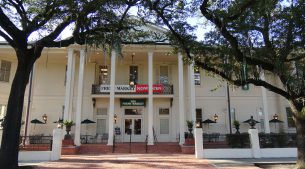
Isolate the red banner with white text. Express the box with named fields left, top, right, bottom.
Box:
left=136, top=84, right=164, bottom=93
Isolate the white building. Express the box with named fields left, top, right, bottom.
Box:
left=0, top=41, right=296, bottom=147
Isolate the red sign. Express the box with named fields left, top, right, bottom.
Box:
left=136, top=84, right=164, bottom=93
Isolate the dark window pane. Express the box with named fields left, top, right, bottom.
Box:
left=286, top=107, right=295, bottom=128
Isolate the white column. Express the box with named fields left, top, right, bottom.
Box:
left=147, top=51, right=154, bottom=145
left=107, top=50, right=116, bottom=145
left=74, top=49, right=85, bottom=146
left=260, top=71, right=270, bottom=133
left=178, top=53, right=185, bottom=145
left=51, top=129, right=63, bottom=160
left=188, top=62, right=196, bottom=123
left=64, top=48, right=75, bottom=121
left=195, top=128, right=204, bottom=158
left=248, top=129, right=261, bottom=158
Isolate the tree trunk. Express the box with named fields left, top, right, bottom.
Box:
left=0, top=50, right=35, bottom=169
left=295, top=116, right=305, bottom=169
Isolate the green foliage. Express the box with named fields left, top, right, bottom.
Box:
left=63, top=120, right=74, bottom=128
left=186, top=120, right=194, bottom=129
left=233, top=120, right=240, bottom=127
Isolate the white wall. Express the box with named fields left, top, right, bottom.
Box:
left=203, top=149, right=252, bottom=158
left=19, top=151, right=52, bottom=161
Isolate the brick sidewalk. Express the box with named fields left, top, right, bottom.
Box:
left=33, top=154, right=216, bottom=169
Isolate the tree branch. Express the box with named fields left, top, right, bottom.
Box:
left=7, top=0, right=29, bottom=29
left=195, top=60, right=291, bottom=100
left=225, top=0, right=257, bottom=21
left=0, top=7, right=25, bottom=45
left=38, top=16, right=74, bottom=47
left=200, top=2, right=275, bottom=72
left=0, top=30, right=15, bottom=47
left=148, top=0, right=192, bottom=58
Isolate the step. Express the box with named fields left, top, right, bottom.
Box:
left=78, top=142, right=181, bottom=154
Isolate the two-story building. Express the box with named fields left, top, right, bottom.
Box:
left=0, top=38, right=295, bottom=148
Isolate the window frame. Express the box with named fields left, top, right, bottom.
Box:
left=194, top=68, right=201, bottom=86
left=0, top=60, right=11, bottom=82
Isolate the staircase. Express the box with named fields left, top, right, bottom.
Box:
left=78, top=142, right=181, bottom=154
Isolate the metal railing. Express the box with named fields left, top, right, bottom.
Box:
left=19, top=136, right=53, bottom=151
left=112, top=135, right=115, bottom=153
left=259, top=133, right=297, bottom=148
left=92, top=84, right=174, bottom=95
left=80, top=134, right=108, bottom=144
left=145, top=135, right=148, bottom=153
left=225, top=133, right=250, bottom=148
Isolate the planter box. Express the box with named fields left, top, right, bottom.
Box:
left=184, top=138, right=195, bottom=145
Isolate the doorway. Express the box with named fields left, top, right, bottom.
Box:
left=123, top=108, right=144, bottom=142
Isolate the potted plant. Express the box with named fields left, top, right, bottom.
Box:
left=233, top=120, right=240, bottom=134
left=185, top=120, right=195, bottom=145
left=63, top=120, right=75, bottom=140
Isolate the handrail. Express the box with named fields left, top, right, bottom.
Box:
left=145, top=135, right=148, bottom=153
left=112, top=135, right=115, bottom=153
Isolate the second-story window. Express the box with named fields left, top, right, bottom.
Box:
left=129, top=66, right=138, bottom=85
left=160, top=65, right=169, bottom=84
left=99, top=65, right=108, bottom=84
left=0, top=60, right=11, bottom=82
left=194, top=68, right=201, bottom=85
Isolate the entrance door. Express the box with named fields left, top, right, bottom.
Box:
left=124, top=118, right=142, bottom=142
left=123, top=108, right=143, bottom=142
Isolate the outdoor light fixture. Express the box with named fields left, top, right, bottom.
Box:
left=57, top=118, right=63, bottom=129
left=273, top=114, right=278, bottom=120
left=114, top=114, right=117, bottom=124
left=196, top=121, right=202, bottom=128
left=129, top=53, right=136, bottom=87
left=42, top=114, right=48, bottom=123
left=213, top=113, right=219, bottom=122
left=129, top=81, right=135, bottom=87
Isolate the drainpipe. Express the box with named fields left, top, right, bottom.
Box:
left=24, top=65, right=35, bottom=139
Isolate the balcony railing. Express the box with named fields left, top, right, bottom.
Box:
left=92, top=84, right=174, bottom=95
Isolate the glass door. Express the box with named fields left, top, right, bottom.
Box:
left=123, top=108, right=144, bottom=142
left=124, top=118, right=142, bottom=135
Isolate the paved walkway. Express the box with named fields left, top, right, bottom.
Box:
left=29, top=154, right=217, bottom=169
left=20, top=154, right=296, bottom=169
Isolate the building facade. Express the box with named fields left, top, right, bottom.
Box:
left=0, top=43, right=296, bottom=146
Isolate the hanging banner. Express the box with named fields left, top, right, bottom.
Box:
left=136, top=84, right=164, bottom=93
left=100, top=84, right=164, bottom=93
left=120, top=99, right=146, bottom=107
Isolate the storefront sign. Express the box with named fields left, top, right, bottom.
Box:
left=136, top=84, right=164, bottom=93
left=100, top=84, right=164, bottom=93
left=100, top=85, right=136, bottom=93
left=120, top=99, right=146, bottom=107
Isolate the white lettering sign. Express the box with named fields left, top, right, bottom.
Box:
left=100, top=85, right=136, bottom=93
